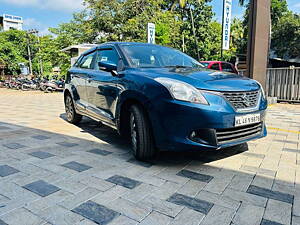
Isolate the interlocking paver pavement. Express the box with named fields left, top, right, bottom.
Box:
left=28, top=151, right=55, bottom=159
left=106, top=175, right=142, bottom=189
left=72, top=201, right=120, bottom=225
left=0, top=165, right=19, bottom=177
left=62, top=161, right=92, bottom=172
left=0, top=89, right=299, bottom=225
left=23, top=180, right=61, bottom=197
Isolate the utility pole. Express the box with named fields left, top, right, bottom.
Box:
left=189, top=7, right=200, bottom=61
left=27, top=29, right=43, bottom=76
left=36, top=31, right=43, bottom=75
left=26, top=33, right=33, bottom=75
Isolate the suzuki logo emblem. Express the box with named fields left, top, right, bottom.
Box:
left=242, top=94, right=251, bottom=107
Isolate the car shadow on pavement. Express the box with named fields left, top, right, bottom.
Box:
left=59, top=113, right=249, bottom=165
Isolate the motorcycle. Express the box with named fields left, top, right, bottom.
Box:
left=21, top=79, right=40, bottom=91
left=39, top=78, right=49, bottom=91
left=44, top=80, right=65, bottom=93
left=7, top=78, right=23, bottom=90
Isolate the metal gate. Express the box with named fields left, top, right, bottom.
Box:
left=266, top=67, right=300, bottom=102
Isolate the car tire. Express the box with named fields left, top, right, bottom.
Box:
left=21, top=84, right=28, bottom=91
left=129, top=104, right=156, bottom=160
left=65, top=95, right=82, bottom=124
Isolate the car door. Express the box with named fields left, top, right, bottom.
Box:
left=69, top=52, right=96, bottom=110
left=86, top=46, right=121, bottom=124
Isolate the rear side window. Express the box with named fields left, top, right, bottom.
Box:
left=210, top=63, right=220, bottom=70
left=79, top=52, right=96, bottom=69
left=221, top=63, right=235, bottom=73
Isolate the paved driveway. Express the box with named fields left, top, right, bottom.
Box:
left=0, top=88, right=299, bottom=225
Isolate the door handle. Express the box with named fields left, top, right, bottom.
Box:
left=87, top=78, right=92, bottom=83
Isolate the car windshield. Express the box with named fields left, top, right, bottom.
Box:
left=121, top=44, right=204, bottom=68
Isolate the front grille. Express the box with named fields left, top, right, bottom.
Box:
left=222, top=91, right=260, bottom=110
left=216, top=122, right=263, bottom=145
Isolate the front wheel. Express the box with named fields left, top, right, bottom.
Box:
left=21, top=84, right=28, bottom=91
left=129, top=105, right=156, bottom=160
left=65, top=95, right=82, bottom=124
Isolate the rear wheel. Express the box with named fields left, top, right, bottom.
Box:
left=129, top=105, right=156, bottom=160
left=65, top=95, right=82, bottom=124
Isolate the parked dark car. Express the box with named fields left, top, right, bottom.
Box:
left=200, top=61, right=238, bottom=74
left=64, top=42, right=267, bottom=160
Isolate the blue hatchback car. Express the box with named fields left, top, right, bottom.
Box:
left=64, top=42, right=267, bottom=160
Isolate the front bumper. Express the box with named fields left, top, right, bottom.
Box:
left=148, top=92, right=268, bottom=151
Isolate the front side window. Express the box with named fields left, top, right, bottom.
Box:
left=210, top=63, right=220, bottom=70
left=79, top=52, right=96, bottom=69
left=121, top=44, right=204, bottom=68
left=96, top=48, right=119, bottom=68
left=221, top=63, right=235, bottom=73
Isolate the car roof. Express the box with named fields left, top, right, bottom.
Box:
left=81, top=42, right=165, bottom=56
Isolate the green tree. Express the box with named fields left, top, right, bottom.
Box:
left=0, top=30, right=28, bottom=75
left=49, top=11, right=96, bottom=49
left=52, top=0, right=217, bottom=60
left=238, top=0, right=289, bottom=54
left=271, top=12, right=300, bottom=59
left=36, top=35, right=70, bottom=76
left=81, top=0, right=183, bottom=48
left=0, top=29, right=70, bottom=77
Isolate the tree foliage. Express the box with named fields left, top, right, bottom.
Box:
left=272, top=12, right=300, bottom=59
left=0, top=30, right=69, bottom=76
left=0, top=30, right=27, bottom=75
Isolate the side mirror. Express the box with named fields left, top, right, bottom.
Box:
left=98, top=61, right=117, bottom=72
left=98, top=59, right=125, bottom=77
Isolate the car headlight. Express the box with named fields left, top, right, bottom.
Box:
left=154, top=77, right=209, bottom=105
left=257, top=82, right=266, bottom=99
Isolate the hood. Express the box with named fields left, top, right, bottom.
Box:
left=132, top=67, right=260, bottom=92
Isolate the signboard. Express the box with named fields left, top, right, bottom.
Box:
left=2, top=14, right=23, bottom=31
left=19, top=63, right=29, bottom=75
left=222, top=0, right=232, bottom=50
left=147, top=23, right=155, bottom=44
left=3, top=14, right=23, bottom=22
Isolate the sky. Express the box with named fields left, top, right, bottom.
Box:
left=0, top=0, right=300, bottom=36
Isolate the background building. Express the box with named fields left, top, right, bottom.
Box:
left=61, top=44, right=98, bottom=65
left=0, top=14, right=23, bottom=32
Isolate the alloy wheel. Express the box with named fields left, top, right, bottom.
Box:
left=130, top=113, right=137, bottom=153
left=65, top=97, right=74, bottom=121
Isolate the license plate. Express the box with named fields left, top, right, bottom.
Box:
left=235, top=113, right=261, bottom=127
